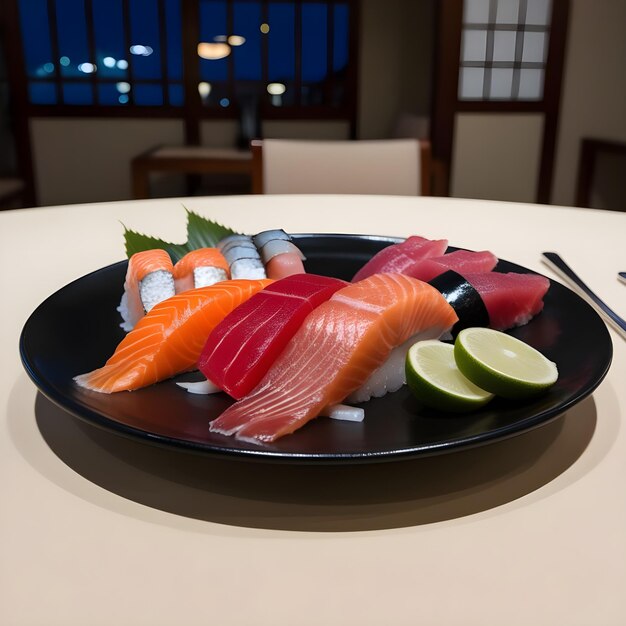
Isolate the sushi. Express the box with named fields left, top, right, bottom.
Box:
left=209, top=273, right=458, bottom=442
left=173, top=248, right=230, bottom=293
left=219, top=235, right=267, bottom=280
left=199, top=273, right=346, bottom=399
left=117, top=249, right=175, bottom=331
left=351, top=236, right=448, bottom=282
left=75, top=279, right=271, bottom=393
left=253, top=229, right=306, bottom=280
left=430, top=270, right=550, bottom=332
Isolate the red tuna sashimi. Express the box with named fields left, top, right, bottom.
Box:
left=199, top=273, right=346, bottom=399
left=209, top=274, right=457, bottom=443
left=408, top=250, right=498, bottom=282
left=351, top=236, right=448, bottom=282
left=464, top=272, right=550, bottom=330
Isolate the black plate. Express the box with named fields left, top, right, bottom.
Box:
left=20, top=234, right=613, bottom=463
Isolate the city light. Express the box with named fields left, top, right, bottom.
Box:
left=130, top=45, right=153, bottom=56
left=228, top=35, right=246, bottom=46
left=59, top=56, right=70, bottom=66
left=267, top=82, right=286, bottom=95
left=198, top=82, right=212, bottom=98
left=116, top=82, right=131, bottom=94
left=43, top=63, right=55, bottom=73
left=260, top=23, right=270, bottom=34
left=117, top=59, right=129, bottom=70
left=103, top=57, right=116, bottom=68
left=197, top=42, right=231, bottom=60
left=78, top=62, right=96, bottom=73
left=219, top=97, right=230, bottom=107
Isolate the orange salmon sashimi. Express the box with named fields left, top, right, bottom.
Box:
left=173, top=248, right=230, bottom=293
left=209, top=273, right=458, bottom=443
left=76, top=279, right=272, bottom=393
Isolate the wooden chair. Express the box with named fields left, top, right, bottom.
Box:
left=251, top=139, right=432, bottom=196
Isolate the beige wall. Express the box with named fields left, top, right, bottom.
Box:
left=551, top=0, right=626, bottom=206
left=31, top=118, right=185, bottom=206
left=358, top=0, right=434, bottom=139
left=451, top=114, right=544, bottom=203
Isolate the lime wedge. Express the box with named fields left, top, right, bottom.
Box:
left=406, top=340, right=495, bottom=412
left=454, top=328, right=558, bottom=399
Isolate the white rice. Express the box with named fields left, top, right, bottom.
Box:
left=194, top=266, right=229, bottom=288
left=230, top=258, right=267, bottom=280
left=346, top=327, right=451, bottom=404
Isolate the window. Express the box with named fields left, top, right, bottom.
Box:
left=16, top=0, right=355, bottom=118
left=458, top=0, right=552, bottom=101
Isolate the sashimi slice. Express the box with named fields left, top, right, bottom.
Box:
left=75, top=279, right=271, bottom=393
left=464, top=272, right=550, bottom=330
left=117, top=249, right=175, bottom=331
left=430, top=270, right=550, bottom=331
left=209, top=273, right=458, bottom=443
left=408, top=249, right=498, bottom=282
left=199, top=273, right=346, bottom=399
left=352, top=236, right=448, bottom=282
left=173, top=248, right=230, bottom=293
left=254, top=230, right=307, bottom=279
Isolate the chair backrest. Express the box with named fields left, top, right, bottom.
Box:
left=251, top=138, right=431, bottom=195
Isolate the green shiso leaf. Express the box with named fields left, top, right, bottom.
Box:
left=184, top=208, right=237, bottom=250
left=122, top=208, right=239, bottom=262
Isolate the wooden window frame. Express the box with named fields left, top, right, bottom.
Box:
left=431, top=0, right=570, bottom=203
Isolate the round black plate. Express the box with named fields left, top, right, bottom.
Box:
left=20, top=234, right=613, bottom=463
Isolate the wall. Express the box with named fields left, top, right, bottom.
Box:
left=31, top=118, right=185, bottom=206
left=358, top=0, right=434, bottom=139
left=451, top=114, right=544, bottom=203
left=551, top=0, right=626, bottom=206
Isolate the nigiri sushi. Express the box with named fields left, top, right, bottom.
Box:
left=173, top=248, right=230, bottom=293
left=430, top=270, right=550, bottom=332
left=117, top=249, right=175, bottom=331
left=351, top=236, right=448, bottom=282
left=75, top=279, right=271, bottom=393
left=219, top=235, right=267, bottom=280
left=199, top=273, right=346, bottom=399
left=209, top=273, right=458, bottom=442
left=253, top=229, right=306, bottom=280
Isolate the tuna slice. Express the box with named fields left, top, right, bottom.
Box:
left=408, top=249, right=498, bottom=282
left=431, top=271, right=550, bottom=331
left=199, top=273, right=347, bottom=399
left=351, top=236, right=448, bottom=282
left=209, top=273, right=458, bottom=443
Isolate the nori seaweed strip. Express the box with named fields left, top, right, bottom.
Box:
left=429, top=271, right=490, bottom=335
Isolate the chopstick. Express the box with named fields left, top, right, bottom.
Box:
left=542, top=252, right=626, bottom=341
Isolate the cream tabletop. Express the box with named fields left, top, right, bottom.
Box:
left=1, top=195, right=625, bottom=626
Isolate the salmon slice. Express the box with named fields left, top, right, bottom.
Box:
left=76, top=279, right=271, bottom=393
left=118, top=249, right=176, bottom=331
left=173, top=248, right=230, bottom=293
left=209, top=273, right=458, bottom=442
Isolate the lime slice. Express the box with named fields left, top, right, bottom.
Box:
left=454, top=328, right=558, bottom=399
left=405, top=340, right=495, bottom=412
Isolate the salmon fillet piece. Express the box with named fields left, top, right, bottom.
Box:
left=75, top=279, right=271, bottom=393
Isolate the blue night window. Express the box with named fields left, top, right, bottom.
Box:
left=18, top=0, right=353, bottom=113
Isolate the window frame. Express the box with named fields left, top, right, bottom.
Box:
left=8, top=0, right=358, bottom=126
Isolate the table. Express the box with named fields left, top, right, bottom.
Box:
left=1, top=195, right=625, bottom=625
left=131, top=146, right=253, bottom=199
